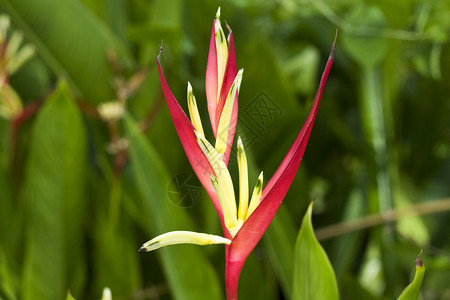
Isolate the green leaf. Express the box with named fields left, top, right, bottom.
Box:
left=0, top=0, right=127, bottom=103
left=22, top=81, right=87, bottom=300
left=293, top=202, right=339, bottom=300
left=397, top=254, right=425, bottom=300
left=124, top=116, right=223, bottom=300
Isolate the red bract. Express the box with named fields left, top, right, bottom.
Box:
left=142, top=8, right=336, bottom=300
left=225, top=34, right=336, bottom=299
left=205, top=16, right=238, bottom=168
left=156, top=49, right=226, bottom=229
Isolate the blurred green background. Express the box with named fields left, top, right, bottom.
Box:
left=0, top=0, right=449, bottom=299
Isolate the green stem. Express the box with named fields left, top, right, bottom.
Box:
left=361, top=67, right=392, bottom=213
left=361, top=66, right=399, bottom=295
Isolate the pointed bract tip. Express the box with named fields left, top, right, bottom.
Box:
left=216, top=7, right=221, bottom=19
left=187, top=81, right=192, bottom=91
left=237, top=136, right=243, bottom=147
left=225, top=21, right=232, bottom=34
left=157, top=40, right=163, bottom=62
left=415, top=250, right=424, bottom=267
left=330, top=29, right=338, bottom=59
left=139, top=246, right=147, bottom=252
left=235, top=69, right=244, bottom=89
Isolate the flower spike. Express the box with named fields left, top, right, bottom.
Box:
left=214, top=7, right=228, bottom=104
left=225, top=31, right=337, bottom=299
left=206, top=8, right=238, bottom=166
left=149, top=10, right=336, bottom=300
left=216, top=25, right=238, bottom=166
left=215, top=69, right=243, bottom=155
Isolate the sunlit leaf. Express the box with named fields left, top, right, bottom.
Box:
left=293, top=202, right=339, bottom=300
left=22, top=81, right=87, bottom=300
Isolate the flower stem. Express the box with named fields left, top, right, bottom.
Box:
left=225, top=256, right=245, bottom=300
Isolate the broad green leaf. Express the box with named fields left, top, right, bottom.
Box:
left=397, top=254, right=425, bottom=300
left=22, top=81, right=87, bottom=300
left=0, top=0, right=126, bottom=103
left=124, top=116, right=223, bottom=300
left=293, top=202, right=339, bottom=300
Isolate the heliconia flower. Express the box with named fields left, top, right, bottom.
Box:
left=140, top=7, right=336, bottom=300
left=205, top=7, right=238, bottom=166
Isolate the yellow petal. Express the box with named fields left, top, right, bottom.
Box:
left=101, top=288, right=112, bottom=300
left=139, top=231, right=231, bottom=252
left=215, top=69, right=243, bottom=154
left=237, top=137, right=249, bottom=221
left=246, top=171, right=263, bottom=219
left=215, top=7, right=228, bottom=103
left=0, top=84, right=23, bottom=119
left=210, top=175, right=238, bottom=232
left=187, top=82, right=205, bottom=136
left=195, top=131, right=236, bottom=213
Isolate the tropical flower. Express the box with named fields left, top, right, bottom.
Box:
left=0, top=14, right=35, bottom=119
left=139, top=7, right=336, bottom=300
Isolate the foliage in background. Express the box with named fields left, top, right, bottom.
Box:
left=0, top=0, right=449, bottom=299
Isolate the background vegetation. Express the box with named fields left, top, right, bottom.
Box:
left=0, top=0, right=449, bottom=299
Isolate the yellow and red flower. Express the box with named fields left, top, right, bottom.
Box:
left=140, top=8, right=336, bottom=299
